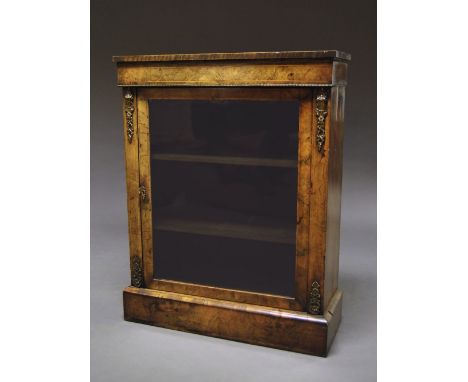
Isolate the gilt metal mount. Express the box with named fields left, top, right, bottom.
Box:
left=130, top=256, right=143, bottom=287
left=308, top=281, right=321, bottom=314
left=315, top=89, right=328, bottom=155
left=124, top=88, right=135, bottom=143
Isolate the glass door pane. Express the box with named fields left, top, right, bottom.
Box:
left=149, top=99, right=299, bottom=296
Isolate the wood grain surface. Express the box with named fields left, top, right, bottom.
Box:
left=117, top=61, right=337, bottom=87
left=113, top=50, right=351, bottom=63
left=123, top=286, right=343, bottom=357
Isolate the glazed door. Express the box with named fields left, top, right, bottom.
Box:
left=136, top=88, right=313, bottom=310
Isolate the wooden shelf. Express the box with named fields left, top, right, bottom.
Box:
left=155, top=218, right=295, bottom=245
left=152, top=153, right=296, bottom=168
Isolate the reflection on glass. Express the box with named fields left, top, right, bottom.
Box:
left=149, top=100, right=299, bottom=296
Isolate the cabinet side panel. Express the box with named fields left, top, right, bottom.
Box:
left=323, top=86, right=345, bottom=309
left=332, top=62, right=348, bottom=86
left=308, top=88, right=331, bottom=315
left=122, top=88, right=143, bottom=286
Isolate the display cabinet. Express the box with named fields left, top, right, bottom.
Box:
left=113, top=50, right=350, bottom=356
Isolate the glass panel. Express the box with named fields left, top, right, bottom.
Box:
left=149, top=100, right=299, bottom=297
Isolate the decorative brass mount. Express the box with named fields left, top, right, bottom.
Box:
left=308, top=281, right=321, bottom=313
left=130, top=256, right=143, bottom=287
left=124, top=88, right=135, bottom=143
left=315, top=89, right=328, bottom=155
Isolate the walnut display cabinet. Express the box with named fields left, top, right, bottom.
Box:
left=113, top=50, right=350, bottom=357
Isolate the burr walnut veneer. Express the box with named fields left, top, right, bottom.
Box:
left=113, top=50, right=350, bottom=356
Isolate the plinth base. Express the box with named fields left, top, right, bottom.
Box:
left=123, top=286, right=342, bottom=357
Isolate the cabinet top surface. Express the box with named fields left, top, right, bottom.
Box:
left=112, top=50, right=351, bottom=63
